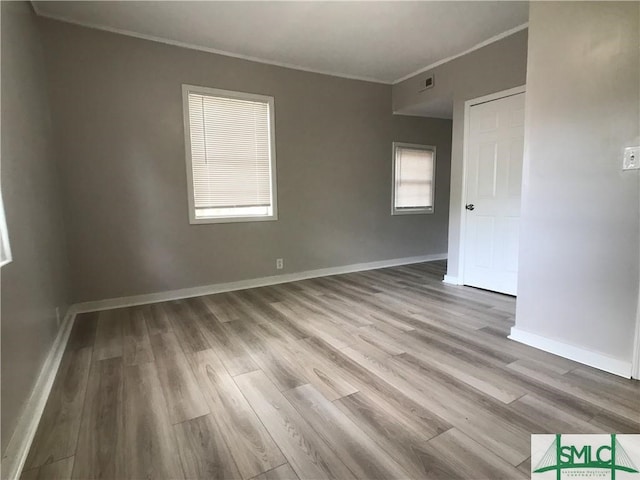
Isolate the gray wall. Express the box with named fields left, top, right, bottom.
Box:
left=39, top=19, right=452, bottom=303
left=393, top=30, right=528, bottom=281
left=1, top=2, right=71, bottom=453
left=515, top=2, right=640, bottom=363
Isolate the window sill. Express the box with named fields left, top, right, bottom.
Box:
left=391, top=208, right=434, bottom=216
left=189, top=214, right=278, bottom=225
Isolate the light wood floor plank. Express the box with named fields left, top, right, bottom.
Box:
left=149, top=330, right=185, bottom=357
left=353, top=325, right=407, bottom=356
left=258, top=323, right=358, bottom=401
left=24, top=260, right=640, bottom=480
left=200, top=293, right=243, bottom=323
left=20, top=468, right=38, bottom=480
left=144, top=303, right=173, bottom=336
left=517, top=457, right=531, bottom=477
left=420, top=429, right=527, bottom=479
left=72, top=358, right=124, bottom=479
left=401, top=347, right=527, bottom=404
left=334, top=390, right=443, bottom=471
left=93, top=309, right=124, bottom=362
left=284, top=384, right=411, bottom=479
left=66, top=313, right=98, bottom=351
left=270, top=286, right=372, bottom=330
left=21, top=456, right=75, bottom=480
left=122, top=307, right=154, bottom=366
left=165, top=300, right=210, bottom=353
left=507, top=394, right=603, bottom=434
left=173, top=414, right=242, bottom=479
left=234, top=370, right=356, bottom=480
left=563, top=367, right=640, bottom=411
left=238, top=290, right=310, bottom=340
left=150, top=335, right=209, bottom=424
left=227, top=320, right=307, bottom=392
left=589, top=410, right=640, bottom=433
left=506, top=355, right=576, bottom=376
left=341, top=344, right=531, bottom=466
left=122, top=362, right=184, bottom=479
left=251, top=463, right=299, bottom=480
left=188, top=298, right=259, bottom=376
left=301, top=336, right=452, bottom=439
left=270, top=302, right=356, bottom=349
left=508, top=359, right=640, bottom=422
left=24, top=347, right=92, bottom=469
left=187, top=349, right=286, bottom=480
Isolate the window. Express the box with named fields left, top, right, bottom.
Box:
left=0, top=191, right=11, bottom=267
left=182, top=85, right=277, bottom=224
left=392, top=142, right=435, bottom=215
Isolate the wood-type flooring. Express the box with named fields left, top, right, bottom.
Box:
left=22, top=261, right=640, bottom=479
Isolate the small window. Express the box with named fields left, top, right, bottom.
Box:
left=0, top=191, right=11, bottom=267
left=182, top=85, right=277, bottom=224
left=392, top=142, right=435, bottom=215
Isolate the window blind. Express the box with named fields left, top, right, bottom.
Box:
left=394, top=146, right=434, bottom=210
left=187, top=92, right=274, bottom=219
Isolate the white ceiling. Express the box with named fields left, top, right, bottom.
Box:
left=33, top=1, right=529, bottom=85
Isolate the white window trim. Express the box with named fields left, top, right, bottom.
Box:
left=0, top=191, right=12, bottom=267
left=182, top=84, right=278, bottom=225
left=391, top=142, right=436, bottom=215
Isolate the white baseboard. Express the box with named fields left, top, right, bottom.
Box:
left=443, top=274, right=461, bottom=285
left=509, top=327, right=633, bottom=379
left=632, top=302, right=640, bottom=379
left=73, top=253, right=448, bottom=313
left=1, top=309, right=77, bottom=480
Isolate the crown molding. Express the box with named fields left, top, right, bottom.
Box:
left=31, top=5, right=391, bottom=85
left=392, top=22, right=529, bottom=85
left=32, top=2, right=527, bottom=88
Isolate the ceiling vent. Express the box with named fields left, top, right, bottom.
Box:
left=424, top=75, right=434, bottom=89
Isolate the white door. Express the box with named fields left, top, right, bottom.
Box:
left=463, top=92, right=525, bottom=295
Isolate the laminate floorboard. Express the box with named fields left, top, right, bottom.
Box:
left=283, top=384, right=410, bottom=479
left=165, top=300, right=210, bottom=353
left=190, top=297, right=262, bottom=376
left=150, top=340, right=209, bottom=424
left=21, top=456, right=74, bottom=480
left=259, top=323, right=359, bottom=401
left=72, top=357, right=124, bottom=479
left=251, top=463, right=299, bottom=480
left=173, top=414, right=242, bottom=479
left=25, top=260, right=640, bottom=479
left=227, top=319, right=308, bottom=392
left=93, top=309, right=124, bottom=362
left=66, top=312, right=98, bottom=351
left=144, top=303, right=173, bottom=336
left=234, top=370, right=357, bottom=480
left=419, top=429, right=527, bottom=479
left=24, top=347, right=92, bottom=470
left=122, top=306, right=154, bottom=366
left=187, top=349, right=286, bottom=479
left=333, top=392, right=444, bottom=478
left=122, top=362, right=184, bottom=478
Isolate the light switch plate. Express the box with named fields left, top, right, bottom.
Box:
left=623, top=146, right=640, bottom=170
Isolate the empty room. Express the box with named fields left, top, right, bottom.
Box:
left=1, top=1, right=639, bottom=479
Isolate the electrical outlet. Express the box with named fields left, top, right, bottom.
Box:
left=276, top=258, right=284, bottom=270
left=55, top=307, right=61, bottom=328
left=623, top=146, right=640, bottom=170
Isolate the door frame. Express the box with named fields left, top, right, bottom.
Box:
left=454, top=85, right=526, bottom=288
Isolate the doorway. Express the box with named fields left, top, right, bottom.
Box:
left=461, top=88, right=525, bottom=295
